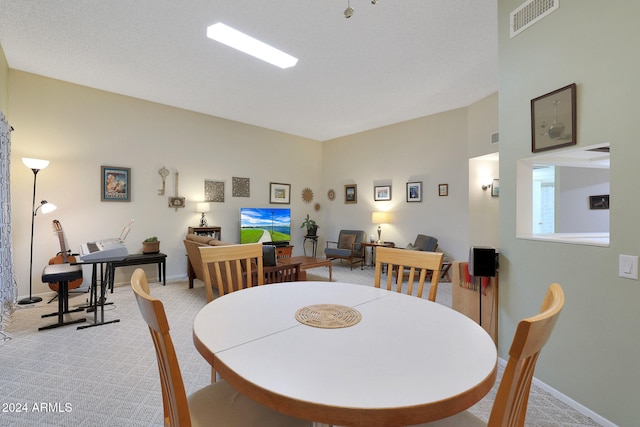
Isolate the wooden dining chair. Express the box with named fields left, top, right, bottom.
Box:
left=199, top=243, right=265, bottom=301
left=374, top=246, right=444, bottom=302
left=411, top=283, right=565, bottom=427
left=130, top=268, right=311, bottom=427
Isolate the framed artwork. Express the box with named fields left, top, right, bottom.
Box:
left=270, top=182, right=291, bottom=204
left=531, top=83, right=577, bottom=153
left=101, top=166, right=131, bottom=202
left=589, top=195, right=609, bottom=210
left=491, top=179, right=500, bottom=197
left=438, top=183, right=448, bottom=197
left=345, top=184, right=357, bottom=204
left=406, top=181, right=422, bottom=202
left=374, top=185, right=392, bottom=201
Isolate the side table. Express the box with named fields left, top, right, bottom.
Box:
left=361, top=242, right=395, bottom=267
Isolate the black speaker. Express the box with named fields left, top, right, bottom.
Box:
left=469, top=246, right=497, bottom=277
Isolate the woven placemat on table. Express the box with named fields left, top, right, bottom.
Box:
left=295, top=304, right=362, bottom=329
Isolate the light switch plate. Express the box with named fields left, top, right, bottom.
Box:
left=619, top=255, right=638, bottom=280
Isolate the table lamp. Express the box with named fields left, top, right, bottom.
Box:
left=371, top=211, right=390, bottom=243
left=19, top=158, right=57, bottom=305
left=196, top=202, right=210, bottom=227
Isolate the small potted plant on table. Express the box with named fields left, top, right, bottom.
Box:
left=300, top=214, right=319, bottom=237
left=142, top=236, right=160, bottom=254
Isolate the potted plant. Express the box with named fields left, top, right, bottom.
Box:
left=300, top=214, right=319, bottom=237
left=142, top=236, right=160, bottom=254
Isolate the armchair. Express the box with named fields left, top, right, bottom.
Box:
left=324, top=230, right=366, bottom=270
left=406, top=234, right=438, bottom=252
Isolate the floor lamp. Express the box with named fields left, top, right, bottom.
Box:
left=18, top=158, right=57, bottom=305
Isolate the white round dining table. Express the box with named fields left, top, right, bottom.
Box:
left=193, top=281, right=497, bottom=427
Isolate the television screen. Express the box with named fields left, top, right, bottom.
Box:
left=240, top=208, right=291, bottom=244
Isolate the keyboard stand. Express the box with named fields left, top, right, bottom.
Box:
left=73, top=259, right=123, bottom=329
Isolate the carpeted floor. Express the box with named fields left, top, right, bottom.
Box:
left=0, top=263, right=601, bottom=426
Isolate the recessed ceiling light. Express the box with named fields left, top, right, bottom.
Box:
left=206, top=23, right=298, bottom=69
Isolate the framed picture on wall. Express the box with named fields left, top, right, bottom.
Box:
left=531, top=83, right=577, bottom=153
left=491, top=179, right=500, bottom=197
left=438, top=183, right=448, bottom=197
left=101, top=166, right=131, bottom=202
left=269, top=182, right=291, bottom=204
left=374, top=185, right=391, bottom=201
left=589, top=194, right=609, bottom=210
left=406, top=181, right=422, bottom=202
left=345, top=184, right=357, bottom=204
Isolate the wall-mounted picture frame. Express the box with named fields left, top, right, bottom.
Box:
left=345, top=184, right=357, bottom=204
left=269, top=182, right=290, bottom=204
left=589, top=194, right=609, bottom=210
left=491, top=179, right=500, bottom=197
left=406, top=181, right=422, bottom=202
left=438, top=183, right=448, bottom=197
left=531, top=83, right=577, bottom=153
left=101, top=165, right=131, bottom=202
left=374, top=185, right=391, bottom=201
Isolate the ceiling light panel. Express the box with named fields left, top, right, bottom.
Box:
left=206, top=23, right=298, bottom=69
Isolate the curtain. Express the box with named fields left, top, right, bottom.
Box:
left=0, top=111, right=15, bottom=343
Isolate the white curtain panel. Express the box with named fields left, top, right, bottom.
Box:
left=0, top=111, right=16, bottom=343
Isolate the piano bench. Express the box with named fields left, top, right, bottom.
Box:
left=40, top=264, right=86, bottom=331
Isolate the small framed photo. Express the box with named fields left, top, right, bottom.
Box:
left=491, top=179, right=500, bottom=197
left=589, top=195, right=609, bottom=210
left=406, top=181, right=422, bottom=202
left=438, top=183, right=448, bottom=197
left=374, top=185, right=392, bottom=201
left=101, top=166, right=131, bottom=202
left=269, top=182, right=290, bottom=204
left=345, top=184, right=357, bottom=204
left=531, top=83, right=577, bottom=153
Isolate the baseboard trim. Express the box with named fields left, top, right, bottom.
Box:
left=498, top=358, right=617, bottom=427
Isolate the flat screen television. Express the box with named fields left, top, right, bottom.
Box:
left=240, top=207, right=291, bottom=244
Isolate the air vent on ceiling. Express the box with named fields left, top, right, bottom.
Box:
left=510, top=0, right=559, bottom=38
left=490, top=132, right=500, bottom=145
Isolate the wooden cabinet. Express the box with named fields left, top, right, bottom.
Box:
left=275, top=245, right=293, bottom=258
left=451, top=261, right=498, bottom=346
left=188, top=226, right=221, bottom=240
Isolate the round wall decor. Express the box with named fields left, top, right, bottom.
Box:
left=327, top=189, right=336, bottom=201
left=302, top=187, right=314, bottom=203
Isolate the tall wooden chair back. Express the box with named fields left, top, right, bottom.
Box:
left=487, top=283, right=565, bottom=427
left=131, top=268, right=190, bottom=426
left=374, top=246, right=444, bottom=302
left=416, top=284, right=565, bottom=427
left=200, top=243, right=264, bottom=300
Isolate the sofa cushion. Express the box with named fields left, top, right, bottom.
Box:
left=338, top=233, right=357, bottom=250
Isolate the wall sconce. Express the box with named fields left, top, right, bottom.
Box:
left=196, top=202, right=210, bottom=227
left=481, top=179, right=493, bottom=191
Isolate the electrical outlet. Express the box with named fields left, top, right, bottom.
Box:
left=619, top=255, right=638, bottom=280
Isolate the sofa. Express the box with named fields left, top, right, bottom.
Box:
left=184, top=234, right=306, bottom=290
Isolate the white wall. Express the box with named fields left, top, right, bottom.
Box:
left=498, top=0, right=640, bottom=424
left=8, top=71, right=322, bottom=292
left=321, top=108, right=472, bottom=262
left=556, top=166, right=609, bottom=233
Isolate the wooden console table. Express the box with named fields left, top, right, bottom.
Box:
left=107, top=252, right=167, bottom=292
left=188, top=226, right=221, bottom=240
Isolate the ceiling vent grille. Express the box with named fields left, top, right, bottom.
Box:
left=510, top=0, right=559, bottom=38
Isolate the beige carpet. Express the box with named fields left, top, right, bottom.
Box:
left=0, top=264, right=601, bottom=426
